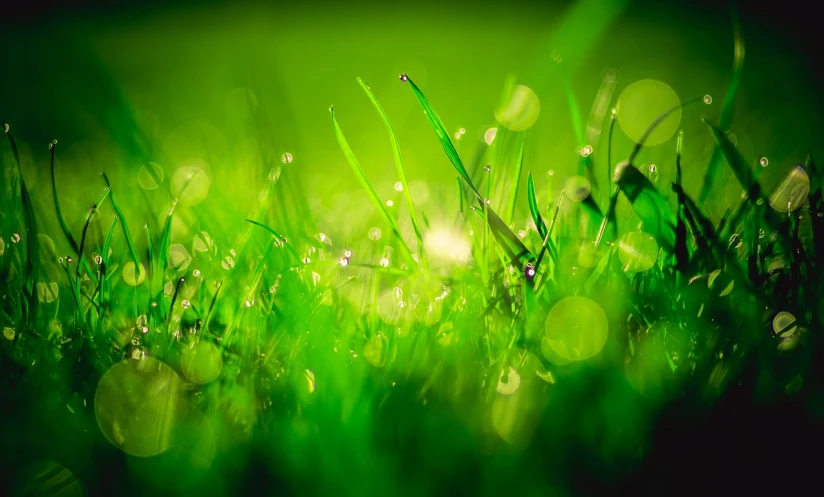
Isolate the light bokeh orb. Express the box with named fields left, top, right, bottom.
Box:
left=616, top=79, right=681, bottom=146
left=494, top=85, right=540, bottom=131
left=181, top=340, right=224, bottom=384
left=543, top=296, right=609, bottom=365
left=618, top=231, right=659, bottom=272
left=171, top=161, right=212, bottom=206
left=95, top=357, right=184, bottom=457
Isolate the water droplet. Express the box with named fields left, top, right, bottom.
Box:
left=181, top=300, right=190, bottom=309
left=244, top=299, right=253, bottom=308
left=3, top=327, right=15, bottom=340
left=485, top=199, right=491, bottom=205
left=379, top=257, right=390, bottom=267
left=548, top=170, right=555, bottom=176
left=602, top=68, right=618, bottom=83
left=344, top=249, right=353, bottom=258
left=453, top=132, right=462, bottom=140
left=66, top=256, right=73, bottom=263
left=399, top=73, right=409, bottom=82
left=524, top=265, right=536, bottom=279
left=648, top=164, right=657, bottom=174
left=281, top=153, right=293, bottom=164
left=193, top=269, right=201, bottom=277
left=141, top=326, right=149, bottom=334
left=760, top=157, right=769, bottom=167
left=303, top=257, right=311, bottom=264
left=3, top=124, right=8, bottom=133
left=580, top=145, right=593, bottom=157
left=11, top=233, right=21, bottom=244
left=368, top=227, right=382, bottom=241
left=818, top=212, right=823, bottom=218
left=458, top=128, right=466, bottom=135
left=58, top=257, right=64, bottom=264
left=517, top=230, right=526, bottom=239
left=48, top=142, right=54, bottom=150
left=222, top=256, right=235, bottom=270
left=703, top=95, right=713, bottom=104
left=173, top=329, right=180, bottom=337
left=339, top=257, right=350, bottom=267
left=484, top=128, right=498, bottom=145
left=93, top=253, right=102, bottom=264
left=394, top=181, right=403, bottom=192
left=484, top=164, right=491, bottom=172
left=132, top=338, right=140, bottom=345
left=385, top=199, right=394, bottom=207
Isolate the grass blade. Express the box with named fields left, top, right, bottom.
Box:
left=673, top=130, right=689, bottom=272
left=698, top=5, right=745, bottom=205
left=613, top=162, right=676, bottom=252
left=527, top=172, right=547, bottom=240
left=330, top=106, right=417, bottom=269
left=403, top=75, right=532, bottom=266
left=101, top=173, right=141, bottom=270
left=356, top=77, right=426, bottom=269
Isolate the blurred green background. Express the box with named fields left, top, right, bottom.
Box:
left=2, top=0, right=823, bottom=495
left=2, top=0, right=822, bottom=228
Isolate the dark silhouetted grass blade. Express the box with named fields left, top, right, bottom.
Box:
left=699, top=5, right=745, bottom=205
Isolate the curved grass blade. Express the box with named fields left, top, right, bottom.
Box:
left=806, top=154, right=824, bottom=263
left=96, top=216, right=118, bottom=307
left=627, top=96, right=704, bottom=166
left=245, top=219, right=301, bottom=264
left=702, top=118, right=787, bottom=236
left=673, top=130, right=689, bottom=273
left=357, top=77, right=426, bottom=269
left=403, top=76, right=532, bottom=266
left=505, top=142, right=525, bottom=224
left=613, top=162, right=676, bottom=252
left=49, top=143, right=81, bottom=254
left=75, top=188, right=110, bottom=279
left=330, top=106, right=417, bottom=269
left=6, top=130, right=40, bottom=319
left=585, top=245, right=615, bottom=294
left=101, top=173, right=141, bottom=270
left=698, top=6, right=745, bottom=205
left=527, top=172, right=547, bottom=240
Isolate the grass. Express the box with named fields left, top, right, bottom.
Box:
left=1, top=31, right=822, bottom=497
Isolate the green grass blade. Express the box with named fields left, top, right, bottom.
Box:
left=356, top=77, right=426, bottom=268
left=49, top=143, right=81, bottom=254
left=673, top=131, right=689, bottom=273
left=613, top=162, right=676, bottom=252
left=101, top=173, right=141, bottom=270
left=330, top=106, right=417, bottom=269
left=404, top=77, right=480, bottom=198
left=244, top=219, right=301, bottom=264
left=505, top=142, right=525, bottom=224
left=698, top=6, right=745, bottom=205
left=75, top=188, right=110, bottom=279
left=627, top=97, right=703, bottom=166
left=527, top=172, right=547, bottom=240
left=403, top=76, right=532, bottom=266
left=6, top=130, right=40, bottom=320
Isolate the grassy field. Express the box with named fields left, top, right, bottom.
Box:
left=2, top=1, right=824, bottom=495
